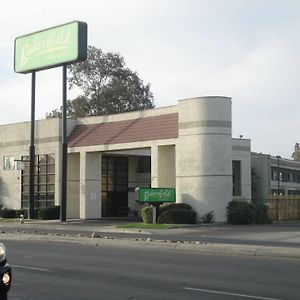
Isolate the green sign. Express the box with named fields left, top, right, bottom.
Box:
left=138, top=188, right=176, bottom=203
left=14, top=21, right=87, bottom=73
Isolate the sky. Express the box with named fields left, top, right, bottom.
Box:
left=1, top=0, right=300, bottom=158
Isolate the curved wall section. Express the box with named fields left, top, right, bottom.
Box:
left=176, top=96, right=232, bottom=222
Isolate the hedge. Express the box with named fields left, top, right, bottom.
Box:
left=38, top=206, right=60, bottom=220
left=141, top=206, right=153, bottom=224
left=227, top=200, right=255, bottom=225
left=254, top=204, right=272, bottom=224
left=227, top=200, right=272, bottom=225
left=0, top=207, right=60, bottom=220
left=157, top=209, right=196, bottom=224
left=0, top=209, right=16, bottom=218
left=158, top=203, right=192, bottom=215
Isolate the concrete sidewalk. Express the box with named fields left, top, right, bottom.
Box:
left=1, top=219, right=300, bottom=259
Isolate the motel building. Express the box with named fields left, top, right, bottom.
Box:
left=0, top=96, right=251, bottom=222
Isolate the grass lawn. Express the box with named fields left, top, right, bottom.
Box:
left=0, top=218, right=24, bottom=223
left=116, top=223, right=176, bottom=229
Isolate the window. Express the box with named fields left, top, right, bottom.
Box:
left=232, top=160, right=241, bottom=196
left=271, top=170, right=277, bottom=181
left=283, top=172, right=290, bottom=182
left=292, top=172, right=300, bottom=183
left=3, top=156, right=15, bottom=170
left=137, top=156, right=151, bottom=173
left=21, top=154, right=55, bottom=208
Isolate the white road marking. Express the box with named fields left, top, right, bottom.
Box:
left=11, top=264, right=53, bottom=272
left=182, top=287, right=282, bottom=300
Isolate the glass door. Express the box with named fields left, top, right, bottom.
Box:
left=101, top=156, right=128, bottom=217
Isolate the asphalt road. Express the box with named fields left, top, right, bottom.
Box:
left=4, top=239, right=300, bottom=300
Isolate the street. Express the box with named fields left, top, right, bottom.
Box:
left=4, top=238, right=300, bottom=300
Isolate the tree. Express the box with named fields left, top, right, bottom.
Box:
left=46, top=46, right=154, bottom=118
left=46, top=96, right=90, bottom=119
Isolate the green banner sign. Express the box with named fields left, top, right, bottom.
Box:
left=14, top=21, right=87, bottom=73
left=138, top=188, right=176, bottom=203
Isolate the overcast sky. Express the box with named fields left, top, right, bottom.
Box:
left=1, top=0, right=299, bottom=158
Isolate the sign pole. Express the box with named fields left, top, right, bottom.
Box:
left=28, top=71, right=36, bottom=219
left=14, top=21, right=87, bottom=221
left=152, top=205, right=157, bottom=224
left=60, top=65, right=67, bottom=222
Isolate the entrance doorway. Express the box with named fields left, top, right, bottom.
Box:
left=101, top=156, right=128, bottom=217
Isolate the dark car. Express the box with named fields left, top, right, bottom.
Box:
left=0, top=243, right=11, bottom=300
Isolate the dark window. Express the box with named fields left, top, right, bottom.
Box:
left=232, top=160, right=241, bottom=196
left=137, top=156, right=151, bottom=173
left=21, top=154, right=55, bottom=208
left=271, top=169, right=278, bottom=181
left=283, top=172, right=290, bottom=182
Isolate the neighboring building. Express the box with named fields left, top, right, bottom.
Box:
left=251, top=152, right=300, bottom=203
left=0, top=96, right=251, bottom=222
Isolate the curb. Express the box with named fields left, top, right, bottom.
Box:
left=1, top=231, right=300, bottom=259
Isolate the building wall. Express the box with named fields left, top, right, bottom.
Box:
left=67, top=153, right=80, bottom=218
left=176, top=96, right=232, bottom=222
left=79, top=151, right=102, bottom=219
left=0, top=96, right=253, bottom=223
left=251, top=153, right=300, bottom=203
left=251, top=153, right=270, bottom=203
left=232, top=139, right=252, bottom=202
left=269, top=156, right=300, bottom=196
left=0, top=118, right=77, bottom=210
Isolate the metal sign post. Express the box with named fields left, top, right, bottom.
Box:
left=14, top=21, right=87, bottom=222
left=60, top=65, right=67, bottom=222
left=28, top=71, right=36, bottom=219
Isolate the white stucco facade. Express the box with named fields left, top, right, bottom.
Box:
left=0, top=96, right=252, bottom=222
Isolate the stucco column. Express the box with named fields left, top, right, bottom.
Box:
left=157, top=145, right=176, bottom=188
left=176, top=96, right=232, bottom=222
left=80, top=151, right=102, bottom=219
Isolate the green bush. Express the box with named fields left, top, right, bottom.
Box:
left=254, top=204, right=272, bottom=224
left=158, top=203, right=192, bottom=215
left=157, top=209, right=196, bottom=224
left=141, top=206, right=153, bottom=224
left=0, top=209, right=16, bottom=218
left=227, top=200, right=255, bottom=225
left=38, top=206, right=60, bottom=220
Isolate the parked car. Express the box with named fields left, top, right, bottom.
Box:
left=0, top=243, right=11, bottom=300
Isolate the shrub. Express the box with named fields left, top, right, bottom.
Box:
left=16, top=209, right=40, bottom=219
left=254, top=204, right=272, bottom=224
left=34, top=209, right=40, bottom=219
left=201, top=210, right=214, bottom=223
left=38, top=206, right=60, bottom=220
left=157, top=208, right=196, bottom=224
left=0, top=209, right=16, bottom=218
left=158, top=203, right=192, bottom=215
left=16, top=209, right=28, bottom=219
left=141, top=206, right=153, bottom=224
left=227, top=200, right=255, bottom=225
